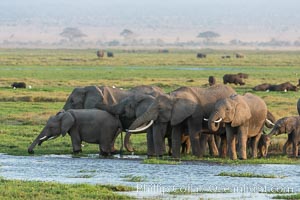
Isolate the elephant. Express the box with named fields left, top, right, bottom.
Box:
left=197, top=53, right=207, bottom=58
left=297, top=99, right=300, bottom=115
left=63, top=85, right=163, bottom=111
left=11, top=82, right=26, bottom=88
left=180, top=134, right=191, bottom=154
left=221, top=55, right=231, bottom=59
left=208, top=76, right=216, bottom=86
left=267, top=116, right=300, bottom=157
left=107, top=52, right=114, bottom=57
left=208, top=93, right=268, bottom=160
left=236, top=53, right=245, bottom=58
left=257, top=134, right=271, bottom=158
left=223, top=74, right=246, bottom=85
left=127, top=84, right=236, bottom=159
left=268, top=82, right=298, bottom=92
left=97, top=50, right=104, bottom=58
left=28, top=109, right=122, bottom=156
left=253, top=83, right=271, bottom=91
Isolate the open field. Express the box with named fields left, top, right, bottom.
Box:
left=0, top=49, right=300, bottom=156
left=0, top=49, right=300, bottom=198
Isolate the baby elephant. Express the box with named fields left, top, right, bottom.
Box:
left=28, top=109, right=122, bottom=156
left=267, top=116, right=300, bottom=157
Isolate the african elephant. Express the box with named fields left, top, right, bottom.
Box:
left=197, top=53, right=207, bottom=58
left=208, top=93, right=268, bottom=160
left=267, top=116, right=300, bottom=157
left=11, top=82, right=26, bottom=88
left=253, top=83, right=271, bottom=91
left=127, top=84, right=236, bottom=159
left=223, top=74, right=245, bottom=85
left=97, top=50, right=104, bottom=58
left=28, top=109, right=121, bottom=156
left=63, top=85, right=163, bottom=111
left=268, top=82, right=298, bottom=92
left=208, top=76, right=216, bottom=86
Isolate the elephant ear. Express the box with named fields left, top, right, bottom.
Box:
left=59, top=111, right=75, bottom=136
left=171, top=98, right=197, bottom=126
left=84, top=86, right=104, bottom=109
left=231, top=98, right=251, bottom=127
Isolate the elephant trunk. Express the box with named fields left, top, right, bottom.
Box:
left=208, top=112, right=222, bottom=133
left=128, top=104, right=158, bottom=130
left=28, top=128, right=47, bottom=154
left=124, top=132, right=134, bottom=152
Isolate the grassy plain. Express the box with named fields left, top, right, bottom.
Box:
left=0, top=48, right=300, bottom=157
left=1, top=48, right=300, bottom=199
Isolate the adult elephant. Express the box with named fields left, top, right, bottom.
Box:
left=63, top=85, right=163, bottom=111
left=28, top=109, right=122, bottom=155
left=208, top=93, right=267, bottom=160
left=127, top=84, right=236, bottom=159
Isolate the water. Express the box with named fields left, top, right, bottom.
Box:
left=0, top=153, right=299, bottom=199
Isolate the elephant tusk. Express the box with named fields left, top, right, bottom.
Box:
left=39, top=136, right=47, bottom=141
left=126, top=120, right=154, bottom=133
left=203, top=118, right=209, bottom=121
left=266, top=119, right=275, bottom=126
left=214, top=118, right=223, bottom=123
left=48, top=136, right=58, bottom=140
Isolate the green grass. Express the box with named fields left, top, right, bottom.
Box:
left=0, top=177, right=134, bottom=200
left=121, top=175, right=146, bottom=182
left=217, top=172, right=285, bottom=178
left=273, top=193, right=300, bottom=199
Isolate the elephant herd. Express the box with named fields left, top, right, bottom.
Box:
left=28, top=84, right=298, bottom=160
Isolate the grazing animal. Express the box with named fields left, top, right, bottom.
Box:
left=254, top=82, right=298, bottom=92
left=96, top=50, right=104, bottom=58
left=208, top=76, right=216, bottom=86
left=223, top=74, right=246, bottom=85
left=107, top=52, right=114, bottom=57
left=11, top=82, right=26, bottom=89
left=221, top=55, right=231, bottom=59
left=197, top=53, right=207, bottom=58
left=236, top=53, right=245, bottom=58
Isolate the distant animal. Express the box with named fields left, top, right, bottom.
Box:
left=197, top=53, right=207, bottom=58
left=221, top=55, right=231, bottom=59
left=268, top=82, right=298, bottom=92
left=236, top=53, right=245, bottom=58
left=96, top=50, right=104, bottom=58
left=11, top=82, right=26, bottom=89
left=253, top=83, right=271, bottom=91
left=158, top=49, right=169, bottom=53
left=223, top=74, right=245, bottom=85
left=107, top=52, right=114, bottom=57
left=208, top=76, right=216, bottom=86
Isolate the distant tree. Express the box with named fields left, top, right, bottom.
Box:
left=197, top=31, right=220, bottom=43
left=120, top=29, right=135, bottom=40
left=60, top=27, right=87, bottom=42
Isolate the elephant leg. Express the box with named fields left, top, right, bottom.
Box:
left=146, top=129, right=155, bottom=157
left=237, top=128, right=248, bottom=160
left=283, top=139, right=292, bottom=155
left=251, top=134, right=261, bottom=159
left=70, top=131, right=82, bottom=153
left=226, top=126, right=237, bottom=160
left=188, top=118, right=202, bottom=157
left=153, top=123, right=168, bottom=157
left=292, top=142, right=298, bottom=157
left=219, top=134, right=227, bottom=158
left=186, top=138, right=191, bottom=154
left=171, top=125, right=182, bottom=159
left=199, top=134, right=208, bottom=156
left=207, top=135, right=219, bottom=156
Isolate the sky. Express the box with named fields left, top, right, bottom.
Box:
left=0, top=0, right=299, bottom=44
